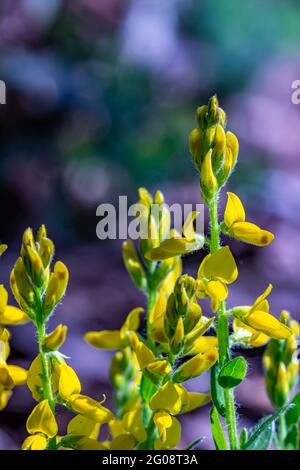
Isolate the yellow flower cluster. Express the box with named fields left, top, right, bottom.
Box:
left=0, top=96, right=298, bottom=452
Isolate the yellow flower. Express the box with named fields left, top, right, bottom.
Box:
left=123, top=407, right=147, bottom=443
left=26, top=400, right=58, bottom=438
left=232, top=319, right=269, bottom=347
left=145, top=212, right=204, bottom=261
left=68, top=394, right=113, bottom=424
left=0, top=284, right=30, bottom=325
left=153, top=412, right=181, bottom=450
left=233, top=285, right=291, bottom=340
left=0, top=327, right=27, bottom=410
left=224, top=192, right=274, bottom=246
left=85, top=307, right=143, bottom=350
left=197, top=246, right=238, bottom=312
left=22, top=433, right=48, bottom=450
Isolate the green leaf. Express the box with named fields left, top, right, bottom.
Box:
left=185, top=436, right=206, bottom=450
left=140, top=374, right=157, bottom=404
left=210, top=363, right=226, bottom=417
left=286, top=392, right=300, bottom=429
left=218, top=356, right=247, bottom=389
left=284, top=423, right=299, bottom=450
left=244, top=417, right=274, bottom=450
left=210, top=406, right=228, bottom=450
left=243, top=404, right=293, bottom=450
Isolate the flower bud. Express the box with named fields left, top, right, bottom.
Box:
left=43, top=261, right=69, bottom=314
left=13, top=258, right=35, bottom=308
left=172, top=349, right=218, bottom=383
left=170, top=317, right=184, bottom=355
left=122, top=241, right=147, bottom=291
left=200, top=149, right=218, bottom=201
left=26, top=246, right=46, bottom=288
left=274, top=362, right=289, bottom=407
left=39, top=238, right=55, bottom=269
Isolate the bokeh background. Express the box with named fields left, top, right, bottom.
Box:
left=0, top=0, right=300, bottom=449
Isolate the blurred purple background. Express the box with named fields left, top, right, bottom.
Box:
left=0, top=0, right=300, bottom=449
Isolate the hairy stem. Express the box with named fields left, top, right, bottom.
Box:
left=208, top=193, right=239, bottom=450
left=35, top=289, right=57, bottom=450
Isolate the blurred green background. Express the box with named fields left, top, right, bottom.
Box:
left=0, top=0, right=300, bottom=449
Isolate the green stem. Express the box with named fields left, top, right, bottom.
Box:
left=35, top=290, right=57, bottom=450
left=279, top=414, right=287, bottom=448
left=208, top=193, right=239, bottom=450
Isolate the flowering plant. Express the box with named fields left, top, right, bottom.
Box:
left=0, top=97, right=299, bottom=451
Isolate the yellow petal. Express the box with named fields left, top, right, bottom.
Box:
left=231, top=222, right=274, bottom=246
left=0, top=364, right=14, bottom=388
left=67, top=414, right=100, bottom=440
left=0, top=389, right=12, bottom=411
left=154, top=416, right=181, bottom=450
left=154, top=411, right=173, bottom=442
left=198, top=246, right=238, bottom=284
left=224, top=192, right=245, bottom=228
left=58, top=363, right=81, bottom=400
left=182, top=211, right=200, bottom=241
left=149, top=290, right=168, bottom=343
left=181, top=391, right=211, bottom=413
left=251, top=284, right=273, bottom=312
left=188, top=336, right=218, bottom=355
left=0, top=305, right=30, bottom=325
left=22, top=433, right=48, bottom=450
left=0, top=285, right=8, bottom=314
left=130, top=332, right=156, bottom=369
left=123, top=407, right=147, bottom=443
left=145, top=237, right=203, bottom=261
left=173, top=349, right=218, bottom=383
left=205, top=280, right=228, bottom=312
left=245, top=311, right=291, bottom=340
left=85, top=330, right=123, bottom=350
left=44, top=324, right=68, bottom=351
left=7, top=365, right=28, bottom=386
left=26, top=400, right=58, bottom=438
left=150, top=381, right=183, bottom=415
left=76, top=437, right=107, bottom=450
left=68, top=394, right=113, bottom=424
left=111, top=433, right=136, bottom=450
left=120, top=307, right=143, bottom=339
left=226, top=131, right=239, bottom=166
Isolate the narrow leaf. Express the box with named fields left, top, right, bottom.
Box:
left=284, top=423, right=299, bottom=450
left=243, top=404, right=293, bottom=450
left=210, top=406, right=228, bottom=450
left=210, top=363, right=226, bottom=417
left=218, top=356, right=247, bottom=389
left=243, top=417, right=274, bottom=450
left=185, top=436, right=206, bottom=450
left=286, top=392, right=300, bottom=429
